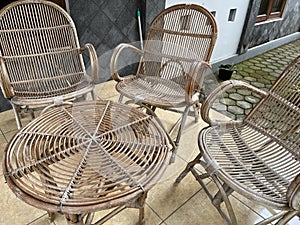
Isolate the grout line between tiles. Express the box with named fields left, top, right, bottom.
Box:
left=26, top=213, right=48, bottom=225
left=146, top=202, right=166, bottom=224
left=0, top=128, right=8, bottom=142
left=231, top=193, right=273, bottom=223
left=159, top=188, right=202, bottom=224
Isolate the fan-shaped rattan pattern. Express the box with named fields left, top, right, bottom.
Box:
left=0, top=0, right=98, bottom=128
left=4, top=100, right=171, bottom=215
left=177, top=56, right=300, bottom=225
left=110, top=4, right=217, bottom=161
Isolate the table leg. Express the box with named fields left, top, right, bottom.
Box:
left=48, top=211, right=55, bottom=222
left=138, top=191, right=148, bottom=225
left=66, top=214, right=84, bottom=225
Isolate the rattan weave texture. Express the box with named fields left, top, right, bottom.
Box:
left=4, top=100, right=171, bottom=217
left=0, top=0, right=98, bottom=128
left=177, top=56, right=300, bottom=225
left=110, top=4, right=217, bottom=162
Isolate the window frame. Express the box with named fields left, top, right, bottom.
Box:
left=256, top=0, right=287, bottom=23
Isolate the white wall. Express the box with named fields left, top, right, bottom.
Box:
left=166, top=0, right=250, bottom=63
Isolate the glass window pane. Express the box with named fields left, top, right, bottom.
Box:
left=272, top=0, right=283, bottom=12
left=258, top=0, right=269, bottom=15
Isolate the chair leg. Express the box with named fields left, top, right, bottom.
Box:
left=212, top=183, right=233, bottom=208
left=175, top=153, right=202, bottom=183
left=48, top=211, right=55, bottom=222
left=170, top=105, right=190, bottom=163
left=66, top=214, right=84, bottom=225
left=11, top=103, right=22, bottom=129
left=174, top=105, right=190, bottom=146
left=255, top=211, right=291, bottom=225
left=275, top=210, right=299, bottom=225
left=138, top=191, right=148, bottom=225
left=211, top=174, right=238, bottom=225
left=91, top=90, right=96, bottom=100
left=83, top=212, right=94, bottom=225
left=118, top=94, right=124, bottom=103
left=193, top=101, right=200, bottom=122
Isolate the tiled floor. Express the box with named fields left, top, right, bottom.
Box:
left=0, top=78, right=299, bottom=225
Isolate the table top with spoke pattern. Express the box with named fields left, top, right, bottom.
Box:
left=3, top=100, right=171, bottom=214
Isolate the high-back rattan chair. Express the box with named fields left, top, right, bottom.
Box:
left=110, top=4, right=217, bottom=162
left=0, top=0, right=99, bottom=129
left=176, top=56, right=300, bottom=225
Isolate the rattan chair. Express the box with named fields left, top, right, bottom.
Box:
left=0, top=0, right=99, bottom=129
left=110, top=4, right=217, bottom=162
left=176, top=56, right=300, bottom=225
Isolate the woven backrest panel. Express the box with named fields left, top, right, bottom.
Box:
left=139, top=4, right=217, bottom=88
left=246, top=56, right=300, bottom=158
left=0, top=1, right=86, bottom=98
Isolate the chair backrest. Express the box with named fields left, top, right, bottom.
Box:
left=138, top=4, right=217, bottom=88
left=246, top=56, right=300, bottom=159
left=0, top=0, right=86, bottom=99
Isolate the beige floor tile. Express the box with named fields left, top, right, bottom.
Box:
left=231, top=193, right=300, bottom=225
left=27, top=213, right=56, bottom=225
left=229, top=197, right=265, bottom=225
left=146, top=169, right=202, bottom=220
left=164, top=181, right=264, bottom=225
left=0, top=110, right=18, bottom=133
left=93, top=80, right=119, bottom=100
left=0, top=176, right=47, bottom=225
left=174, top=174, right=299, bottom=225
left=286, top=217, right=300, bottom=225
left=45, top=205, right=163, bottom=225
left=0, top=109, right=34, bottom=133
left=2, top=129, right=17, bottom=142
left=176, top=121, right=204, bottom=163
left=1, top=130, right=23, bottom=175
left=92, top=205, right=163, bottom=225
left=156, top=154, right=187, bottom=184
left=164, top=189, right=227, bottom=225
left=0, top=134, right=8, bottom=176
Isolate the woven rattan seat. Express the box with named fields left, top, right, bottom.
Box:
left=3, top=100, right=172, bottom=224
left=0, top=0, right=99, bottom=129
left=176, top=56, right=300, bottom=225
left=110, top=4, right=217, bottom=162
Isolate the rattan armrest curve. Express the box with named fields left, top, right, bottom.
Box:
left=287, top=173, right=300, bottom=210
left=80, top=43, right=99, bottom=82
left=185, top=61, right=211, bottom=103
left=110, top=43, right=144, bottom=82
left=0, top=57, right=14, bottom=98
left=201, top=80, right=268, bottom=125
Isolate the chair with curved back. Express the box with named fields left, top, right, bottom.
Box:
left=110, top=4, right=218, bottom=162
left=0, top=0, right=99, bottom=129
left=176, top=56, right=300, bottom=225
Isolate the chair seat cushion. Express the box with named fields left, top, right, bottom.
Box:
left=199, top=123, right=300, bottom=209
left=116, top=76, right=186, bottom=108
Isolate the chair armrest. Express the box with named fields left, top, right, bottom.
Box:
left=185, top=61, right=211, bottom=103
left=0, top=57, right=14, bottom=98
left=80, top=43, right=99, bottom=82
left=110, top=43, right=144, bottom=82
left=201, top=80, right=268, bottom=125
left=287, top=173, right=300, bottom=210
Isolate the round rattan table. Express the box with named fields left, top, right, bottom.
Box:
left=3, top=100, right=172, bottom=225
